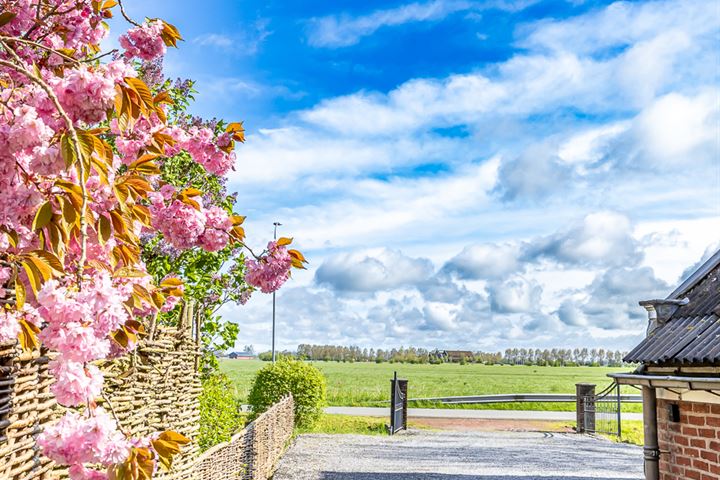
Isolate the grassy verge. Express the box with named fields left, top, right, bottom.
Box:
left=297, top=414, right=389, bottom=435
left=600, top=419, right=643, bottom=446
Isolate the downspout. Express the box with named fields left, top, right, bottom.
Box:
left=642, top=386, right=660, bottom=480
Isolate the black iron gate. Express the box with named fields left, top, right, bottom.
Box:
left=583, top=382, right=622, bottom=438
left=390, top=371, right=407, bottom=435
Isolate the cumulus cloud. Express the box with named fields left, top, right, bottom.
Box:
left=443, top=243, right=521, bottom=280
left=422, top=302, right=459, bottom=331
left=487, top=275, right=543, bottom=313
left=306, top=1, right=473, bottom=48
left=315, top=248, right=434, bottom=292
left=560, top=266, right=670, bottom=330
left=632, top=90, right=719, bottom=166
left=523, top=211, right=640, bottom=267
left=496, top=143, right=573, bottom=201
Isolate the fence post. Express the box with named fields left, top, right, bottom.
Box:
left=390, top=371, right=396, bottom=434
left=616, top=382, right=622, bottom=438
left=576, top=383, right=595, bottom=433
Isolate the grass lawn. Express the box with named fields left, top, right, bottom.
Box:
left=220, top=359, right=641, bottom=412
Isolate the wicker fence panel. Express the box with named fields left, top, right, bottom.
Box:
left=0, top=344, right=57, bottom=480
left=193, top=395, right=295, bottom=480
left=0, top=302, right=203, bottom=480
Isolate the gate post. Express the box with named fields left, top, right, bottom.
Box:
left=398, top=379, right=408, bottom=431
left=576, top=383, right=595, bottom=433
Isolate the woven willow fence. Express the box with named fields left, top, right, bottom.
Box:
left=0, top=297, right=295, bottom=480
left=0, top=300, right=203, bottom=480
left=194, top=395, right=295, bottom=480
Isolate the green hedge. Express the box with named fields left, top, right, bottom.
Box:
left=247, top=359, right=326, bottom=428
left=198, top=372, right=245, bottom=451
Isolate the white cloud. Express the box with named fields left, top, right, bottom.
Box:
left=557, top=123, right=629, bottom=166
left=518, top=0, right=718, bottom=55
left=524, top=212, right=639, bottom=267
left=443, top=243, right=521, bottom=279
left=315, top=248, right=434, bottom=292
left=422, top=302, right=459, bottom=331
left=488, top=275, right=542, bottom=313
left=306, top=1, right=473, bottom=48
left=633, top=90, right=719, bottom=165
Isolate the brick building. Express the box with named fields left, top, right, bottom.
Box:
left=611, top=250, right=720, bottom=480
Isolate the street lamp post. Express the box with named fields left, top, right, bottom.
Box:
left=272, top=222, right=281, bottom=363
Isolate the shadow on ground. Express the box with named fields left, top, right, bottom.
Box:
left=320, top=475, right=635, bottom=480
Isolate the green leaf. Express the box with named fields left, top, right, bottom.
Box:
left=32, top=201, right=53, bottom=231
left=60, top=133, right=78, bottom=168
left=98, top=215, right=112, bottom=245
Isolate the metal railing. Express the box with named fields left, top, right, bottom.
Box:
left=398, top=392, right=641, bottom=405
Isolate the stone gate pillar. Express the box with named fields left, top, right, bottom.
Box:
left=576, top=383, right=596, bottom=433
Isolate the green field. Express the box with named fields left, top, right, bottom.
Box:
left=220, top=360, right=640, bottom=412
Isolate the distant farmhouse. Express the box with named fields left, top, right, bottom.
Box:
left=435, top=350, right=473, bottom=362
left=611, top=249, right=720, bottom=480
left=228, top=351, right=257, bottom=360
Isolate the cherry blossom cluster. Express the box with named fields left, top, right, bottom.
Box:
left=38, top=408, right=131, bottom=469
left=119, top=20, right=167, bottom=62
left=170, top=126, right=236, bottom=176
left=35, top=271, right=133, bottom=405
left=245, top=241, right=293, bottom=293
left=148, top=185, right=232, bottom=252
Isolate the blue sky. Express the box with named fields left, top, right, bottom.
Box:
left=124, top=0, right=719, bottom=353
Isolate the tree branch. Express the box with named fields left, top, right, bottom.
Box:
left=117, top=0, right=142, bottom=27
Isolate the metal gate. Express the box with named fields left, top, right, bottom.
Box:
left=583, top=382, right=622, bottom=438
left=390, top=372, right=407, bottom=435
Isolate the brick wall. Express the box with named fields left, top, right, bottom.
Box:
left=657, top=398, right=720, bottom=480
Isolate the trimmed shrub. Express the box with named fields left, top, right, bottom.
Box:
left=247, top=359, right=326, bottom=428
left=198, top=372, right=245, bottom=451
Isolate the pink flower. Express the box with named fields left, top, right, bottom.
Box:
left=119, top=20, right=166, bottom=61
left=150, top=199, right=207, bottom=249
left=49, top=359, right=104, bottom=407
left=199, top=206, right=231, bottom=252
left=40, top=321, right=110, bottom=363
left=38, top=408, right=130, bottom=466
left=245, top=241, right=292, bottom=293
left=0, top=308, right=20, bottom=344
left=8, top=105, right=53, bottom=153
left=183, top=127, right=235, bottom=175
left=51, top=64, right=123, bottom=124
left=160, top=295, right=181, bottom=313
left=0, top=265, right=11, bottom=299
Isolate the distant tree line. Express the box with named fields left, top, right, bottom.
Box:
left=254, top=345, right=630, bottom=366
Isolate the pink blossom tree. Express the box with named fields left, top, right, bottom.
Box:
left=0, top=0, right=306, bottom=477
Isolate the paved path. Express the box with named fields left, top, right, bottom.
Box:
left=324, top=406, right=644, bottom=422
left=274, top=430, right=644, bottom=480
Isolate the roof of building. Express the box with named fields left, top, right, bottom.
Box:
left=625, top=250, right=720, bottom=365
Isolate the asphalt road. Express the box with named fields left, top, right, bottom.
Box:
left=324, top=406, right=644, bottom=422
left=273, top=430, right=644, bottom=480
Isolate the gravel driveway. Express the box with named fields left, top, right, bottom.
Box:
left=273, top=430, right=643, bottom=480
